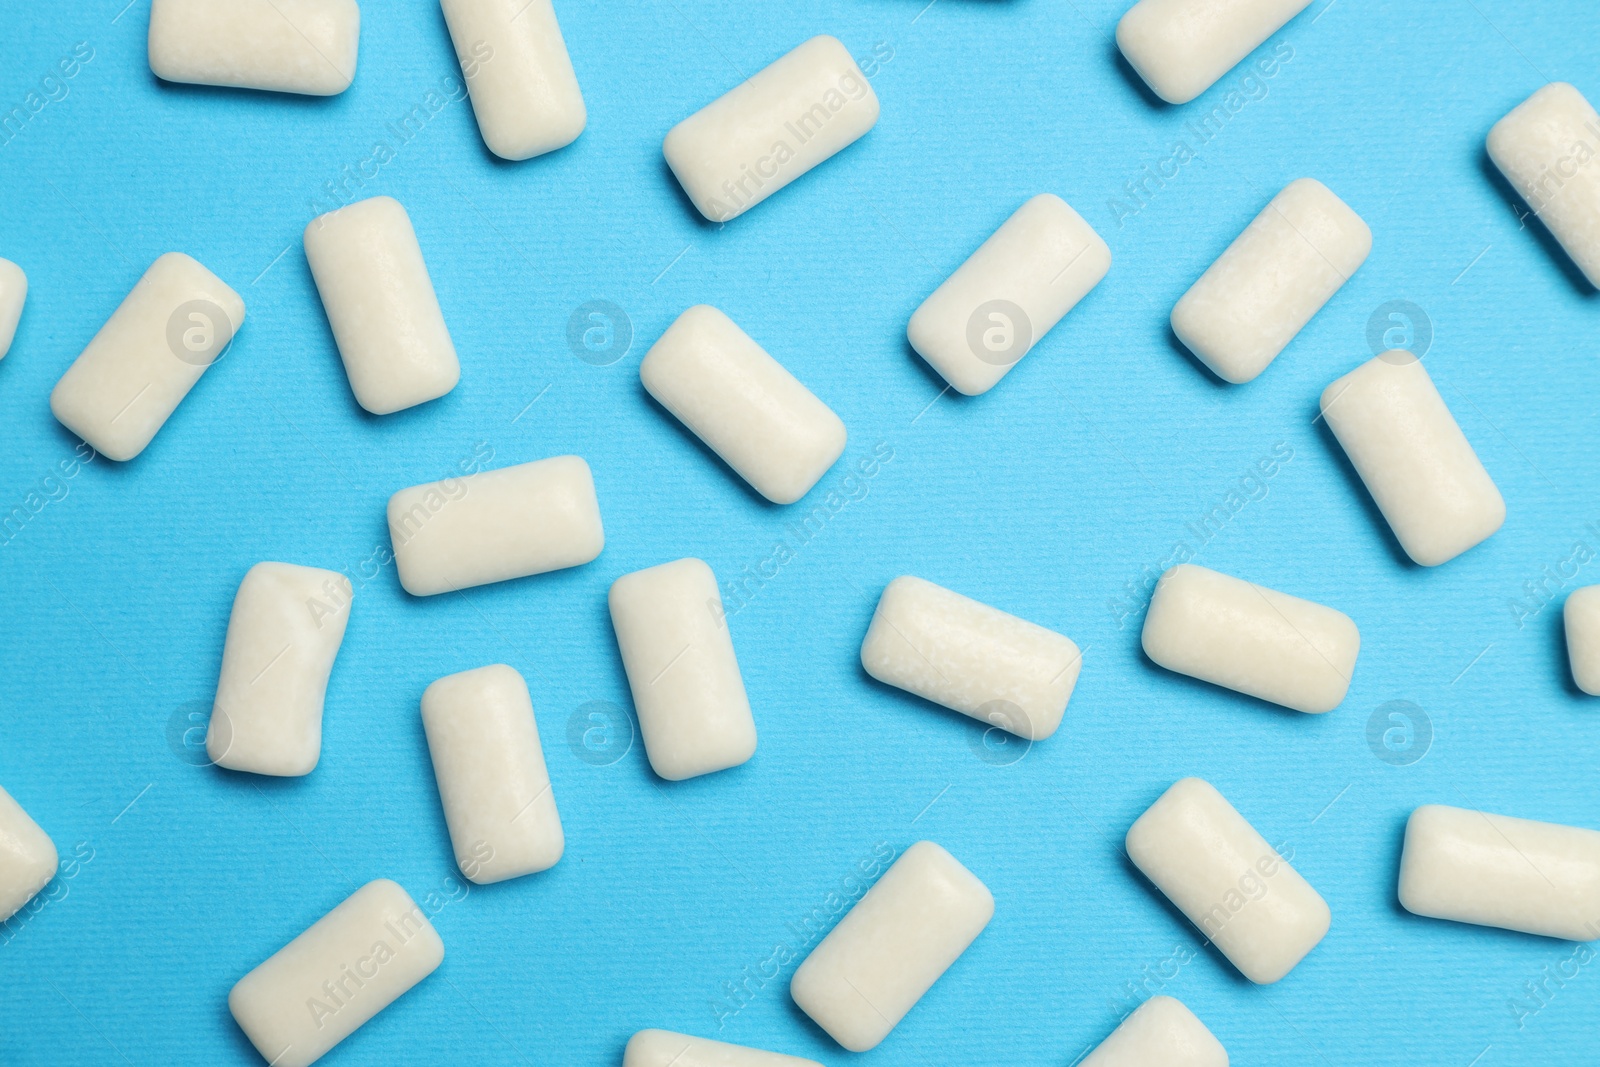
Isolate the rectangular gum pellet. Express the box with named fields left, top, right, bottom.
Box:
left=388, top=455, right=604, bottom=596
left=860, top=576, right=1082, bottom=740
left=1566, top=586, right=1600, bottom=695
left=1320, top=351, right=1505, bottom=566
left=1141, top=563, right=1359, bottom=714
left=1116, top=0, right=1312, bottom=104
left=663, top=35, right=879, bottom=222
left=208, top=563, right=353, bottom=777
left=1398, top=805, right=1600, bottom=940
left=624, top=1030, right=823, bottom=1067
left=608, top=558, right=756, bottom=781
left=791, top=840, right=993, bottom=1052
left=1172, top=178, right=1371, bottom=383
left=228, top=879, right=443, bottom=1067
left=640, top=305, right=847, bottom=504
left=421, top=664, right=564, bottom=883
left=0, top=784, right=57, bottom=923
left=1488, top=82, right=1600, bottom=288
left=305, top=196, right=460, bottom=415
left=908, top=194, right=1111, bottom=396
left=1126, top=778, right=1329, bottom=983
left=0, top=257, right=25, bottom=359
left=1081, top=996, right=1228, bottom=1067
left=50, top=252, right=244, bottom=461
left=441, top=0, right=586, bottom=160
left=148, top=0, right=359, bottom=96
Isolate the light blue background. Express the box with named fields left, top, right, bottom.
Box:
left=1, top=0, right=1597, bottom=1063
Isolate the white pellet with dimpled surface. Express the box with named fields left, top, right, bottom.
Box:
left=305, top=196, right=460, bottom=415
left=421, top=665, right=564, bottom=883
left=641, top=305, right=847, bottom=504
left=1488, top=82, right=1600, bottom=288
left=1172, top=178, right=1370, bottom=383
left=0, top=257, right=25, bottom=359
left=609, top=558, right=756, bottom=781
left=860, top=575, right=1081, bottom=740
left=1127, top=778, right=1329, bottom=984
left=908, top=194, right=1110, bottom=396
left=1116, top=0, right=1311, bottom=104
left=50, top=252, right=244, bottom=461
left=791, top=840, right=993, bottom=1052
left=0, top=784, right=56, bottom=924
left=388, top=455, right=604, bottom=596
left=228, top=879, right=443, bottom=1067
left=623, top=1030, right=823, bottom=1067
left=208, top=562, right=352, bottom=777
left=1320, top=351, right=1505, bottom=566
left=1081, top=995, right=1229, bottom=1067
left=1398, top=805, right=1600, bottom=941
left=1141, top=564, right=1359, bottom=714
left=441, top=0, right=586, bottom=160
left=1567, top=586, right=1600, bottom=696
left=663, top=36, right=879, bottom=222
left=148, top=0, right=360, bottom=96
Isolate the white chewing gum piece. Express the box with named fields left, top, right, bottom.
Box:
left=304, top=196, right=460, bottom=415
left=1398, top=804, right=1600, bottom=940
left=441, top=0, right=586, bottom=160
left=623, top=1030, right=824, bottom=1067
left=860, top=575, right=1081, bottom=740
left=50, top=252, right=244, bottom=461
left=1116, top=0, right=1312, bottom=105
left=1320, top=351, right=1505, bottom=566
left=1126, top=778, right=1329, bottom=984
left=1488, top=82, right=1600, bottom=288
left=791, top=840, right=993, bottom=1052
left=208, top=563, right=352, bottom=777
left=148, top=0, right=360, bottom=96
left=640, top=305, right=847, bottom=504
left=608, top=558, right=756, bottom=781
left=0, top=784, right=57, bottom=924
left=0, top=257, right=25, bottom=359
left=421, top=664, right=563, bottom=883
left=1172, top=178, right=1370, bottom=383
left=1081, top=995, right=1230, bottom=1067
left=1141, top=564, right=1359, bottom=714
left=907, top=194, right=1111, bottom=396
left=388, top=455, right=604, bottom=596
left=228, top=879, right=443, bottom=1067
left=1566, top=586, right=1600, bottom=696
left=663, top=35, right=879, bottom=222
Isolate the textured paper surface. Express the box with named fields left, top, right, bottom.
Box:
left=0, top=1, right=1597, bottom=1064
